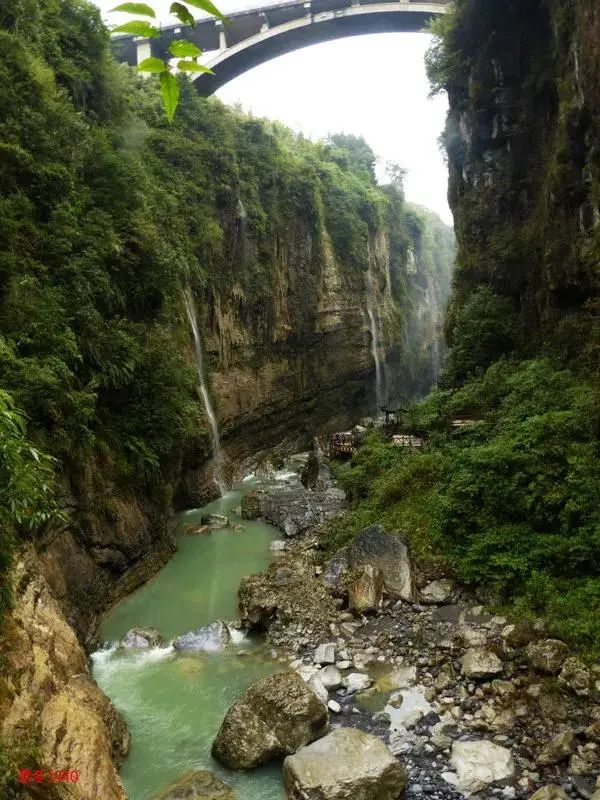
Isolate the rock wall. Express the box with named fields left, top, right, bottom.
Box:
left=440, top=0, right=599, bottom=364
left=0, top=550, right=129, bottom=800
left=206, top=225, right=395, bottom=471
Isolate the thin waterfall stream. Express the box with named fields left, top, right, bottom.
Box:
left=183, top=286, right=227, bottom=495
left=366, top=260, right=385, bottom=413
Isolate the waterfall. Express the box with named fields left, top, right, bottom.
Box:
left=183, top=286, right=227, bottom=495
left=424, top=283, right=443, bottom=383
left=366, top=260, right=385, bottom=414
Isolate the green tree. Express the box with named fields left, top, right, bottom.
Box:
left=0, top=390, right=62, bottom=611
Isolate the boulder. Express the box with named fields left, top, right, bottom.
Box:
left=241, top=490, right=264, bottom=520
left=240, top=485, right=346, bottom=537
left=348, top=565, right=384, bottom=613
left=559, top=657, right=592, bottom=696
left=152, top=770, right=234, bottom=799
left=420, top=579, right=457, bottom=605
left=450, top=740, right=515, bottom=796
left=201, top=514, right=229, bottom=530
left=182, top=524, right=210, bottom=536
left=460, top=648, right=503, bottom=679
left=314, top=643, right=336, bottom=665
left=283, top=727, right=406, bottom=800
left=538, top=730, right=576, bottom=765
left=526, top=639, right=570, bottom=674
left=528, top=787, right=569, bottom=800
left=346, top=525, right=413, bottom=601
left=569, top=749, right=599, bottom=776
left=211, top=671, right=328, bottom=770
left=301, top=440, right=333, bottom=491
left=319, top=665, right=343, bottom=690
left=502, top=621, right=538, bottom=649
left=375, top=666, right=417, bottom=693
left=461, top=628, right=488, bottom=648
left=571, top=777, right=597, bottom=799
left=308, top=674, right=329, bottom=704
left=584, top=720, right=600, bottom=742
left=119, top=627, right=163, bottom=649
left=173, top=621, right=231, bottom=652
left=323, top=549, right=350, bottom=591
left=343, top=672, right=372, bottom=694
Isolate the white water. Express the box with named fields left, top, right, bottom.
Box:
left=183, top=286, right=227, bottom=494
left=423, top=283, right=443, bottom=383
left=366, top=260, right=385, bottom=412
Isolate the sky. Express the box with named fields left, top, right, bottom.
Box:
left=97, top=1, right=452, bottom=224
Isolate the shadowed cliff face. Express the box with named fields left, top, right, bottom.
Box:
left=438, top=0, right=599, bottom=371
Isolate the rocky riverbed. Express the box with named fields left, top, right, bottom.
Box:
left=228, top=460, right=600, bottom=800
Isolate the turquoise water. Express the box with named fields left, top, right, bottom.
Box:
left=92, top=476, right=292, bottom=800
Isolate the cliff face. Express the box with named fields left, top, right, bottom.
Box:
left=0, top=551, right=129, bottom=800
left=206, top=224, right=395, bottom=470
left=435, top=0, right=599, bottom=374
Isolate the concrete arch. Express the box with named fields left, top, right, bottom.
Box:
left=194, top=2, right=447, bottom=95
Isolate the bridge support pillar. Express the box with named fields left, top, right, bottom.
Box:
left=216, top=22, right=227, bottom=50
left=136, top=39, right=152, bottom=65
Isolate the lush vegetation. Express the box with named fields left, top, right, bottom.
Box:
left=323, top=358, right=600, bottom=654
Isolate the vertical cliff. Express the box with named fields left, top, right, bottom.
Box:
left=429, top=0, right=599, bottom=382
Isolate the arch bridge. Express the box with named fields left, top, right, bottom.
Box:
left=112, top=0, right=448, bottom=96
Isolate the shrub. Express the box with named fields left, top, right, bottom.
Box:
left=321, top=359, right=600, bottom=655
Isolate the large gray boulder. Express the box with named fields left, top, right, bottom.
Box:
left=119, top=627, right=163, bottom=649
left=420, top=579, right=457, bottom=605
left=283, top=727, right=406, bottom=800
left=346, top=526, right=413, bottom=601
left=526, top=639, right=570, bottom=674
left=537, top=730, right=576, bottom=765
left=240, top=484, right=345, bottom=537
left=173, top=621, right=231, bottom=652
left=348, top=565, right=384, bottom=613
left=450, top=739, right=515, bottom=795
left=559, top=657, right=592, bottom=696
left=152, top=770, right=234, bottom=799
left=211, top=671, right=328, bottom=770
left=460, top=648, right=503, bottom=679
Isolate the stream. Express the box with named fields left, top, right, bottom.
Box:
left=91, top=470, right=299, bottom=800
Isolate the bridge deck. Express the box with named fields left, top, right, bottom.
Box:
left=112, top=0, right=447, bottom=88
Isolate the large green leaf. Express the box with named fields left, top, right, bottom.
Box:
left=137, top=57, right=167, bottom=73
left=160, top=71, right=180, bottom=122
left=184, top=0, right=227, bottom=23
left=111, top=3, right=156, bottom=17
left=177, top=60, right=214, bottom=73
left=170, top=2, right=195, bottom=26
left=169, top=39, right=202, bottom=57
left=112, top=20, right=159, bottom=37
